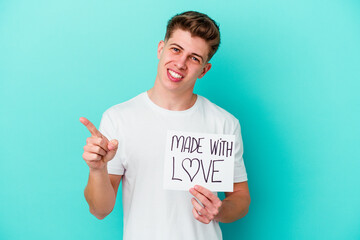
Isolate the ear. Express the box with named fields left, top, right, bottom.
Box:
left=198, top=63, right=212, bottom=79
left=157, top=40, right=165, bottom=59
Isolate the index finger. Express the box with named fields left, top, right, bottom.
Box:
left=193, top=185, right=221, bottom=204
left=79, top=117, right=102, bottom=137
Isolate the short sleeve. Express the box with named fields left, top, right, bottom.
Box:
left=99, top=109, right=126, bottom=175
left=233, top=120, right=248, bottom=182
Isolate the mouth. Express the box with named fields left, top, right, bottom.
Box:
left=167, top=69, right=184, bottom=82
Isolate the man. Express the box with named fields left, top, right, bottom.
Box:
left=80, top=11, right=250, bottom=240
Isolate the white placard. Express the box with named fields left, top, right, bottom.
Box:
left=163, top=130, right=235, bottom=192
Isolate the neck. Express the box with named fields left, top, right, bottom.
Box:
left=147, top=87, right=197, bottom=111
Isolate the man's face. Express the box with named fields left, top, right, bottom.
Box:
left=155, top=29, right=212, bottom=94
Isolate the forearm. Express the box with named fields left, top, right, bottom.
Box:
left=215, top=191, right=251, bottom=223
left=84, top=167, right=116, bottom=219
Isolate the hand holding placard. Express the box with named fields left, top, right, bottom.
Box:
left=189, top=185, right=223, bottom=224
left=80, top=117, right=118, bottom=170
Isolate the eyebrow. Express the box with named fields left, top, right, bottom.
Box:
left=170, top=43, right=204, bottom=62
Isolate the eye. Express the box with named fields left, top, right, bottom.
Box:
left=172, top=47, right=180, bottom=52
left=191, top=56, right=200, bottom=63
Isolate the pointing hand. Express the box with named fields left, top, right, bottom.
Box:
left=80, top=117, right=118, bottom=170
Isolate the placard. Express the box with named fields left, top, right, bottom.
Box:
left=163, top=130, right=235, bottom=192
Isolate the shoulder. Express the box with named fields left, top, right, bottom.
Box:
left=103, top=92, right=146, bottom=118
left=198, top=95, right=239, bottom=122
left=198, top=95, right=240, bottom=131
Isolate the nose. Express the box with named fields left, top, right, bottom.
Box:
left=174, top=55, right=187, bottom=70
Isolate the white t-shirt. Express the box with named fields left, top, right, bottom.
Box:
left=99, top=92, right=248, bottom=240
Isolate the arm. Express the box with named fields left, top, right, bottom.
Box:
left=215, top=181, right=250, bottom=223
left=80, top=117, right=122, bottom=219
left=84, top=172, right=122, bottom=219
left=189, top=181, right=251, bottom=224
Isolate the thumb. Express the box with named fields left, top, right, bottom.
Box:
left=108, top=139, right=118, bottom=151
left=104, top=139, right=118, bottom=162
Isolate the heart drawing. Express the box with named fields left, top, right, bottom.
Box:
left=182, top=158, right=200, bottom=182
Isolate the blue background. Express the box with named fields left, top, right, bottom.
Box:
left=1, top=0, right=359, bottom=239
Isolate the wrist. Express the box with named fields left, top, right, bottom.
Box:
left=89, top=165, right=108, bottom=175
left=214, top=199, right=227, bottom=222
